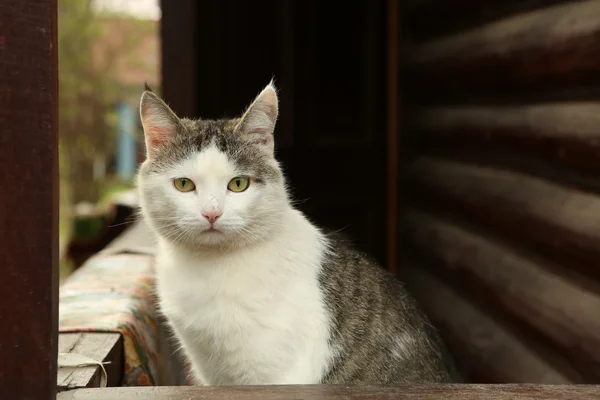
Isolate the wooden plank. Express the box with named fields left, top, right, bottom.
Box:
left=0, top=1, right=59, bottom=399
left=56, top=384, right=600, bottom=400
left=403, top=0, right=566, bottom=41
left=57, top=333, right=123, bottom=391
left=405, top=157, right=600, bottom=280
left=413, top=103, right=600, bottom=177
left=404, top=0, right=562, bottom=12
left=408, top=0, right=600, bottom=100
left=401, top=209, right=600, bottom=378
left=59, top=334, right=83, bottom=354
left=160, top=0, right=197, bottom=117
left=403, top=264, right=579, bottom=383
left=386, top=0, right=399, bottom=274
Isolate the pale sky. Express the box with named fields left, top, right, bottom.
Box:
left=92, top=0, right=161, bottom=20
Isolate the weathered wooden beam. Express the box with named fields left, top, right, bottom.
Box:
left=401, top=209, right=600, bottom=378
left=58, top=333, right=123, bottom=391
left=404, top=0, right=561, bottom=11
left=408, top=0, right=600, bottom=99
left=56, top=384, right=600, bottom=400
left=413, top=103, right=600, bottom=177
left=404, top=264, right=579, bottom=383
left=405, top=157, right=600, bottom=280
left=403, top=0, right=567, bottom=40
left=0, top=1, right=59, bottom=399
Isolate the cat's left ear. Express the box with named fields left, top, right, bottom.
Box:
left=235, top=81, right=279, bottom=154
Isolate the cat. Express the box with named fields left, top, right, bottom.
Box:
left=136, top=81, right=458, bottom=385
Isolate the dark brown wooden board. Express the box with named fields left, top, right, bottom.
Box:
left=387, top=0, right=400, bottom=273
left=407, top=0, right=600, bottom=101
left=413, top=103, right=600, bottom=178
left=58, top=333, right=123, bottom=391
left=403, top=264, right=579, bottom=384
left=0, top=1, right=59, bottom=399
left=403, top=0, right=567, bottom=41
left=57, top=384, right=600, bottom=400
left=399, top=0, right=600, bottom=388
left=404, top=157, right=600, bottom=280
left=401, top=209, right=600, bottom=378
left=160, top=0, right=197, bottom=118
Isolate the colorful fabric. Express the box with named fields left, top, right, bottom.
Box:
left=59, top=253, right=162, bottom=386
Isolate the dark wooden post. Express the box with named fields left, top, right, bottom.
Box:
left=386, top=0, right=399, bottom=274
left=160, top=0, right=198, bottom=118
left=0, top=1, right=59, bottom=399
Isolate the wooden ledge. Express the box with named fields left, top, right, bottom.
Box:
left=57, top=384, right=600, bottom=399
left=58, top=333, right=123, bottom=391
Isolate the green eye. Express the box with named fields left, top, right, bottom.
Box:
left=227, top=176, right=250, bottom=192
left=173, top=178, right=196, bottom=192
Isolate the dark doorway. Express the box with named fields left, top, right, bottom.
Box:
left=162, top=0, right=389, bottom=266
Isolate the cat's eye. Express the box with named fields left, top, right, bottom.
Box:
left=227, top=176, right=250, bottom=192
left=173, top=178, right=196, bottom=192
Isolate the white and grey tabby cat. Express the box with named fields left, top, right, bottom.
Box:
left=137, top=81, right=458, bottom=385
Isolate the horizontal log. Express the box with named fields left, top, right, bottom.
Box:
left=403, top=264, right=577, bottom=383
left=404, top=0, right=561, bottom=12
left=413, top=103, right=600, bottom=176
left=401, top=209, right=600, bottom=378
left=404, top=0, right=566, bottom=41
left=56, top=384, right=600, bottom=400
left=405, top=157, right=600, bottom=280
left=408, top=0, right=600, bottom=99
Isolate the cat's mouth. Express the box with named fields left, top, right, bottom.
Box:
left=204, top=226, right=222, bottom=233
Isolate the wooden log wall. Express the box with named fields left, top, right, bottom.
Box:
left=399, top=0, right=600, bottom=383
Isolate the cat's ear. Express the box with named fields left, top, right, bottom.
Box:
left=139, top=90, right=180, bottom=158
left=235, top=81, right=278, bottom=154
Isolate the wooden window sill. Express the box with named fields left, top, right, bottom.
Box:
left=57, top=384, right=599, bottom=399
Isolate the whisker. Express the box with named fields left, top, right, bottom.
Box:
left=108, top=220, right=138, bottom=228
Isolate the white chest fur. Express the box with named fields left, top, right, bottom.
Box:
left=154, top=211, right=333, bottom=385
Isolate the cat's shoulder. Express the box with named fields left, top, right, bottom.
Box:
left=319, top=230, right=391, bottom=282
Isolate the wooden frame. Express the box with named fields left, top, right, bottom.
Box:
left=2, top=0, right=600, bottom=399
left=0, top=1, right=59, bottom=399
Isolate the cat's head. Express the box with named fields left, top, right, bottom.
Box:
left=137, top=82, right=289, bottom=251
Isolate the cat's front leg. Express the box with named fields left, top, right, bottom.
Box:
left=277, top=359, right=325, bottom=385
left=163, top=316, right=213, bottom=386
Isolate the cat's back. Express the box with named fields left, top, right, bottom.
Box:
left=318, top=233, right=458, bottom=384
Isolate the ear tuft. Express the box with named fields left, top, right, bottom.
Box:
left=139, top=91, right=180, bottom=158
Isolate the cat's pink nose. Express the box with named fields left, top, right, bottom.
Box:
left=202, top=210, right=222, bottom=224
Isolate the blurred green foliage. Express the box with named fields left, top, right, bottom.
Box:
left=58, top=0, right=156, bottom=279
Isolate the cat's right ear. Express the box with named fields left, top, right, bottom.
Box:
left=139, top=91, right=180, bottom=159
